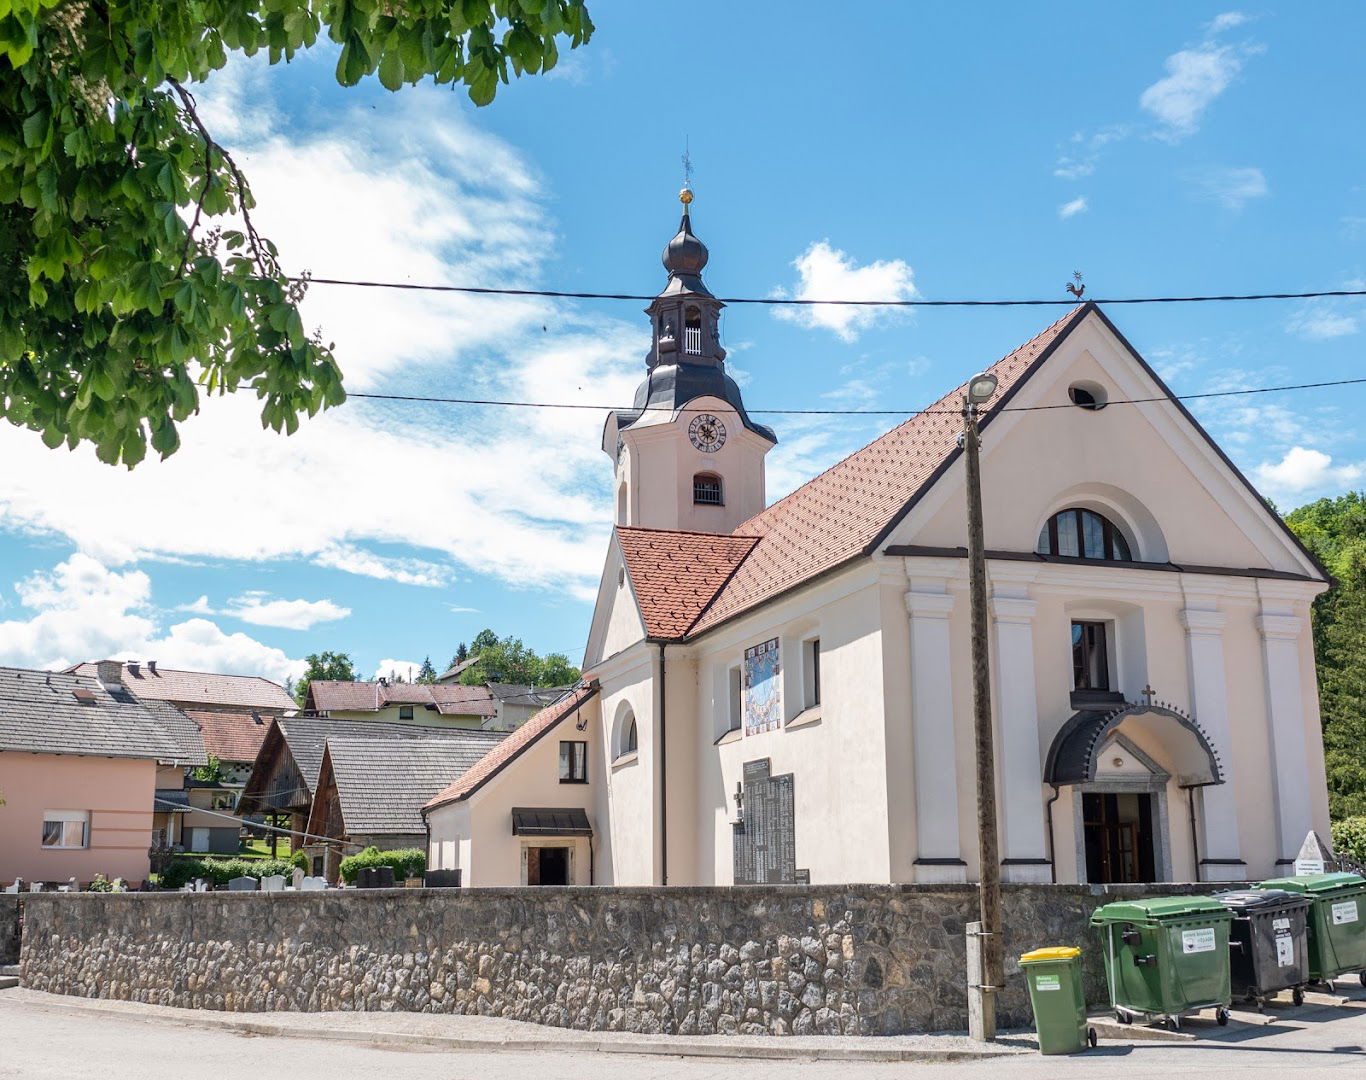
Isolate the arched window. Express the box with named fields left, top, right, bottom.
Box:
left=616, top=483, right=628, bottom=525
left=1037, top=508, right=1133, bottom=561
left=613, top=703, right=639, bottom=761
left=684, top=306, right=703, bottom=355
left=693, top=472, right=723, bottom=506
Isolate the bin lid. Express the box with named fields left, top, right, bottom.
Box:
left=1214, top=889, right=1308, bottom=911
left=1258, top=872, right=1366, bottom=894
left=1019, top=946, right=1081, bottom=963
left=1090, top=895, right=1230, bottom=924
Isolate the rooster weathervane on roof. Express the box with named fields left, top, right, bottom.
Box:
left=1066, top=271, right=1085, bottom=299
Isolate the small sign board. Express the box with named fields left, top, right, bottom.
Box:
left=1181, top=927, right=1217, bottom=954
left=1294, top=830, right=1332, bottom=876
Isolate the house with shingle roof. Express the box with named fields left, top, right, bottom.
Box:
left=0, top=661, right=207, bottom=884
left=305, top=679, right=498, bottom=728
left=425, top=194, right=1332, bottom=889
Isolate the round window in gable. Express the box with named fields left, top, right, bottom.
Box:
left=1068, top=381, right=1108, bottom=411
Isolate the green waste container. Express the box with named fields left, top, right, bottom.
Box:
left=1019, top=946, right=1096, bottom=1054
left=1257, top=873, right=1366, bottom=985
left=1091, top=896, right=1233, bottom=1029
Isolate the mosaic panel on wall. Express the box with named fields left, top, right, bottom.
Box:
left=743, top=638, right=782, bottom=734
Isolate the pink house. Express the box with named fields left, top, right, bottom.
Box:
left=0, top=662, right=205, bottom=886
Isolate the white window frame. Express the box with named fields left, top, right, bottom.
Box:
left=41, top=809, right=89, bottom=850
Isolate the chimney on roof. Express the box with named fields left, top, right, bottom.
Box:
left=148, top=660, right=158, bottom=675
left=95, top=660, right=122, bottom=689
left=127, top=661, right=141, bottom=677
left=378, top=677, right=388, bottom=687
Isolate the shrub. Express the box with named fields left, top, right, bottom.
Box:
left=339, top=846, right=426, bottom=884
left=160, top=855, right=304, bottom=890
left=1332, top=816, right=1366, bottom=864
left=86, top=874, right=114, bottom=892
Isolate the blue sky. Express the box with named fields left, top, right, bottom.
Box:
left=1, top=4, right=1364, bottom=685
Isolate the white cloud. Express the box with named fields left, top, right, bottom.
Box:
left=1140, top=43, right=1247, bottom=138
left=1207, top=11, right=1248, bottom=34
left=772, top=241, right=917, bottom=342
left=220, top=592, right=351, bottom=630
left=1059, top=197, right=1089, bottom=219
left=1286, top=307, right=1359, bottom=341
left=1192, top=166, right=1268, bottom=209
left=0, top=555, right=304, bottom=682
left=374, top=658, right=422, bottom=682
left=1254, top=447, right=1364, bottom=499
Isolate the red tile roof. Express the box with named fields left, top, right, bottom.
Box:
left=70, top=662, right=296, bottom=710
left=186, top=708, right=275, bottom=765
left=607, top=306, right=1088, bottom=641
left=616, top=527, right=760, bottom=639
left=307, top=680, right=496, bottom=717
left=424, top=684, right=598, bottom=811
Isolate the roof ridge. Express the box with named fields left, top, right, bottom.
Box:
left=730, top=303, right=1089, bottom=538
left=617, top=523, right=762, bottom=542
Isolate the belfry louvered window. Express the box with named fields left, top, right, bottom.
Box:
left=693, top=473, right=723, bottom=506
left=684, top=307, right=703, bottom=354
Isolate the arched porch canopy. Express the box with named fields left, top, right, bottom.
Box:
left=1045, top=702, right=1223, bottom=789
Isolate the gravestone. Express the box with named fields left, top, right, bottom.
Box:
left=67, top=878, right=78, bottom=892
left=291, top=868, right=305, bottom=890
left=3, top=880, right=20, bottom=894
left=227, top=876, right=258, bottom=892
left=29, top=882, right=43, bottom=892
left=732, top=758, right=801, bottom=884
left=357, top=866, right=395, bottom=889
left=260, top=875, right=286, bottom=893
left=111, top=878, right=126, bottom=893
left=424, top=869, right=462, bottom=889
left=193, top=879, right=211, bottom=892
left=300, top=876, right=328, bottom=891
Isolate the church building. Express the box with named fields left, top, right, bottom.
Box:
left=424, top=191, right=1332, bottom=888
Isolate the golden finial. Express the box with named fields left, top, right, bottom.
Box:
left=679, top=187, right=694, bottom=206
left=680, top=142, right=694, bottom=206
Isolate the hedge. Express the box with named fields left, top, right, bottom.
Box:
left=339, top=846, right=426, bottom=884
left=160, top=853, right=305, bottom=890
left=1332, top=816, right=1366, bottom=865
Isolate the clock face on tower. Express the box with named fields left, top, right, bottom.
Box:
left=688, top=413, right=727, bottom=453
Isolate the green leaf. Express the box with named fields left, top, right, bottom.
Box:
left=377, top=46, right=403, bottom=91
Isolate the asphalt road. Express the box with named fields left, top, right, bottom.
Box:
left=2, top=993, right=1364, bottom=1079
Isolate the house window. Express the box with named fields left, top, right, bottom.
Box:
left=398, top=705, right=414, bottom=721
left=802, top=637, right=821, bottom=709
left=694, top=473, right=723, bottom=506
left=728, top=666, right=743, bottom=733
left=614, top=704, right=639, bottom=761
left=1038, top=508, right=1133, bottom=561
left=559, top=740, right=588, bottom=783
left=41, top=810, right=89, bottom=850
left=1072, top=621, right=1111, bottom=691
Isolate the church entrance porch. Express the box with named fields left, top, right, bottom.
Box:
left=1082, top=791, right=1157, bottom=883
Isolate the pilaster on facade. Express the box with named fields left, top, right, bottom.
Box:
left=905, top=586, right=966, bottom=883
left=988, top=591, right=1050, bottom=883
left=1178, top=603, right=1243, bottom=877
left=1256, top=609, right=1315, bottom=863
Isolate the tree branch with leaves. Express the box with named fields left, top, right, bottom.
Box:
left=0, top=0, right=593, bottom=466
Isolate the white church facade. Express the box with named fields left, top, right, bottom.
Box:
left=424, top=194, right=1332, bottom=888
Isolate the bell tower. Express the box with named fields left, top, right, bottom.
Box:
left=603, top=188, right=777, bottom=534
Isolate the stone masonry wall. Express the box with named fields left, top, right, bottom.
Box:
left=21, top=883, right=1202, bottom=1035
left=0, top=895, right=19, bottom=965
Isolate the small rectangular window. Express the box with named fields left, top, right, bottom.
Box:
left=1071, top=621, right=1110, bottom=690
left=728, top=666, right=743, bottom=732
left=41, top=810, right=89, bottom=849
left=803, top=637, right=822, bottom=708
left=398, top=705, right=414, bottom=721
left=559, top=740, right=588, bottom=783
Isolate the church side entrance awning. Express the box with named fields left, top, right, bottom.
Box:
left=1045, top=703, right=1223, bottom=788
left=511, top=807, right=593, bottom=837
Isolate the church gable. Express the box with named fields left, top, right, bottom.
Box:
left=889, top=306, right=1327, bottom=580
left=583, top=534, right=648, bottom=669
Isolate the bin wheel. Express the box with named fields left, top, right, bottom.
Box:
left=1165, top=1016, right=1180, bottom=1032
left=1116, top=1008, right=1132, bottom=1025
left=1292, top=986, right=1305, bottom=1007
left=1216, top=1007, right=1230, bottom=1027
left=1359, top=972, right=1366, bottom=989
left=1087, top=1027, right=1098, bottom=1048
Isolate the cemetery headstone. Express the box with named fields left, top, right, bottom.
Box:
left=291, top=868, right=305, bottom=890
left=1295, top=830, right=1332, bottom=875
left=227, top=876, right=258, bottom=892
left=260, top=875, right=286, bottom=892
left=301, top=876, right=328, bottom=891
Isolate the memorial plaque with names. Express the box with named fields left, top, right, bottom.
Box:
left=733, top=758, right=799, bottom=884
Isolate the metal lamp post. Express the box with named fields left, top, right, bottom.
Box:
left=962, top=371, right=1002, bottom=1041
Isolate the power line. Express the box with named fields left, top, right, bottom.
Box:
left=298, top=276, right=1366, bottom=308
left=348, top=374, right=1366, bottom=417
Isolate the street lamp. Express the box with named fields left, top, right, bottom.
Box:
left=962, top=370, right=1002, bottom=1041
